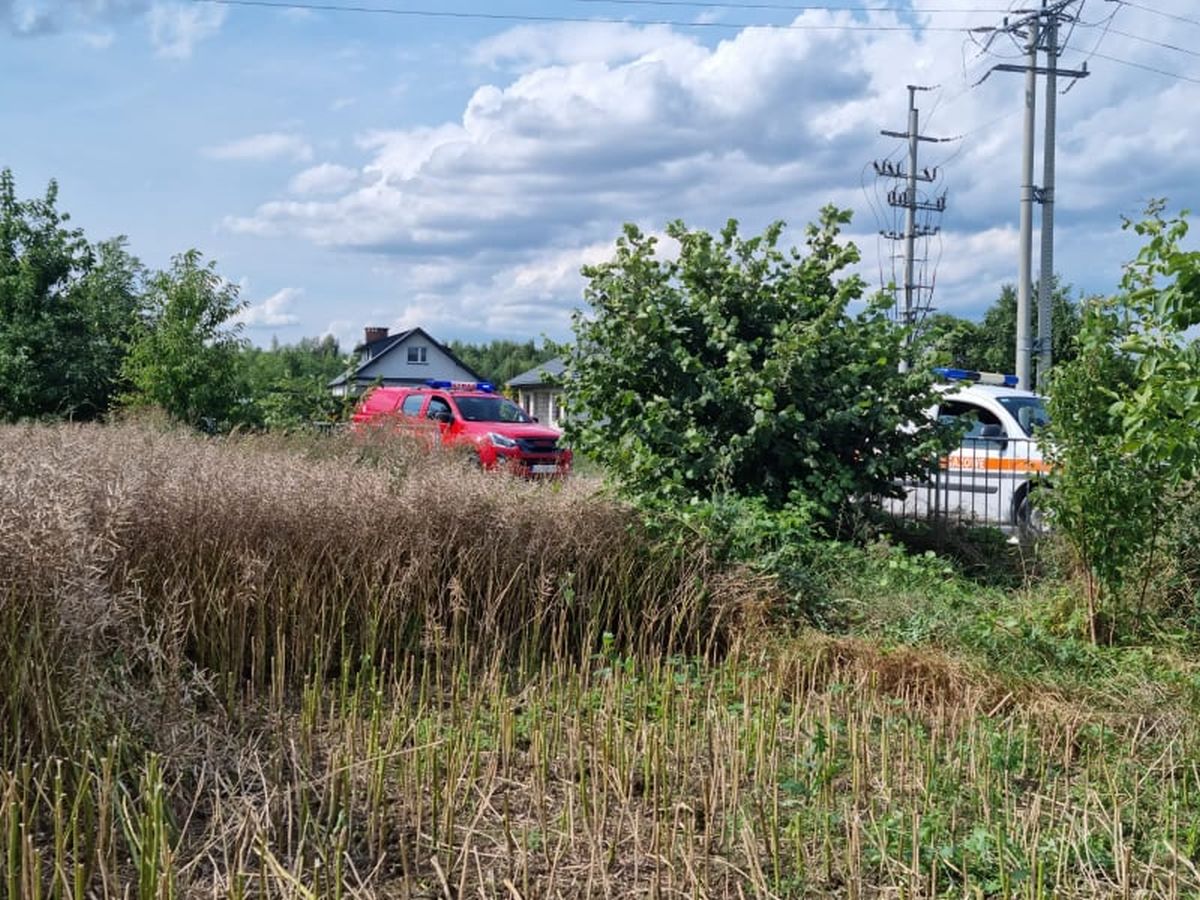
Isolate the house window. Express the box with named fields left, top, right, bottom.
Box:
left=407, top=346, right=427, bottom=364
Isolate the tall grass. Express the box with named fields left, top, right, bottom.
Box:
left=0, top=423, right=746, bottom=756
left=2, top=423, right=1198, bottom=897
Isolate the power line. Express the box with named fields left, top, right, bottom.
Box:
left=1087, top=48, right=1200, bottom=82
left=924, top=106, right=1015, bottom=175
left=1076, top=21, right=1200, bottom=57
left=1073, top=3, right=1120, bottom=70
left=1059, top=0, right=1083, bottom=49
left=191, top=0, right=1200, bottom=54
left=191, top=0, right=983, bottom=30
left=921, top=39, right=1016, bottom=132
left=1106, top=0, right=1200, bottom=29
left=574, top=0, right=1014, bottom=13
left=860, top=160, right=891, bottom=291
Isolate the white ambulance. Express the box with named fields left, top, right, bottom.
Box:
left=889, top=368, right=1051, bottom=535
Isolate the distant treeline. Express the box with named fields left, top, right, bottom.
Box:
left=447, top=339, right=559, bottom=386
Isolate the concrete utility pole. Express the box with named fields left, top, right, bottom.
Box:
left=875, top=85, right=949, bottom=372
left=902, top=87, right=921, bottom=341
left=979, top=0, right=1087, bottom=389
left=1037, top=12, right=1059, bottom=389
left=1017, top=19, right=1038, bottom=393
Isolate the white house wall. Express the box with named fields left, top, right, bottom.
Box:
left=357, top=334, right=477, bottom=384
left=518, top=388, right=564, bottom=429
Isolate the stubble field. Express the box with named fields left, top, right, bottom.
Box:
left=2, top=423, right=1199, bottom=898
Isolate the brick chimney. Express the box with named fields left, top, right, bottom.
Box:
left=363, top=326, right=389, bottom=345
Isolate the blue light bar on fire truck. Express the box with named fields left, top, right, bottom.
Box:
left=933, top=367, right=1020, bottom=388
left=424, top=379, right=496, bottom=393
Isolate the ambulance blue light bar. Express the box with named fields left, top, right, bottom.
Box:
left=933, top=367, right=1020, bottom=388
left=424, top=379, right=496, bottom=393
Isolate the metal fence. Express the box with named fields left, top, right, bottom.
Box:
left=880, top=436, right=1048, bottom=534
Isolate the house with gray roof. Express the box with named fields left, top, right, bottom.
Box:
left=507, top=356, right=565, bottom=428
left=328, top=327, right=484, bottom=397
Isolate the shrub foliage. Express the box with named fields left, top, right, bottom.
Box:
left=1042, top=201, right=1200, bottom=640
left=121, top=249, right=248, bottom=428
left=0, top=169, right=144, bottom=420
left=564, top=207, right=948, bottom=520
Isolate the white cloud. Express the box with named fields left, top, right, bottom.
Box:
left=472, top=22, right=692, bottom=70
left=289, top=163, right=359, bottom=196
left=923, top=227, right=1020, bottom=313
left=147, top=0, right=225, bottom=59
left=463, top=241, right=619, bottom=335
left=224, top=14, right=891, bottom=253
left=238, top=287, right=303, bottom=328
left=205, top=132, right=313, bottom=163
left=219, top=5, right=1200, bottom=338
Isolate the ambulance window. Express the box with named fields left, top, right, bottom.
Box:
left=997, top=396, right=1049, bottom=437
left=938, top=401, right=1006, bottom=446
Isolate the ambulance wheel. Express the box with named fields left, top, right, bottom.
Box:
left=1015, top=488, right=1048, bottom=540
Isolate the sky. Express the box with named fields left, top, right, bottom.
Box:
left=2, top=0, right=1197, bottom=350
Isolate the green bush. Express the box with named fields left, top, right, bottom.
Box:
left=1041, top=201, right=1200, bottom=642
left=564, top=206, right=949, bottom=523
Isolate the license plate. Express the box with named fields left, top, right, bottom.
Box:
left=530, top=464, right=558, bottom=474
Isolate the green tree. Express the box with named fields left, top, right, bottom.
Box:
left=1042, top=201, right=1200, bottom=641
left=920, top=281, right=1082, bottom=380
left=0, top=169, right=143, bottom=420
left=121, top=250, right=247, bottom=428
left=75, top=238, right=145, bottom=412
left=919, top=313, right=990, bottom=370
left=564, top=207, right=950, bottom=521
left=446, top=338, right=559, bottom=386
left=976, top=284, right=1018, bottom=372
left=241, top=335, right=351, bottom=428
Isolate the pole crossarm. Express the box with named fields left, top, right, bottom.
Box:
left=880, top=130, right=956, bottom=142
left=886, top=188, right=947, bottom=212
left=873, top=160, right=939, bottom=181
left=990, top=63, right=1090, bottom=78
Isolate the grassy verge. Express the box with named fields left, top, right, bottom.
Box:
left=3, top=423, right=1200, bottom=897
left=830, top=531, right=1200, bottom=711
